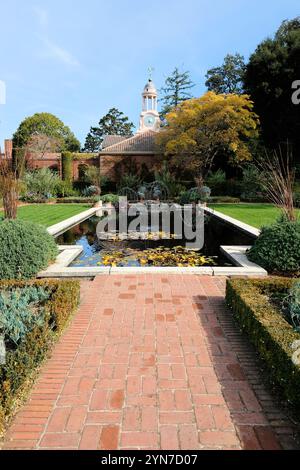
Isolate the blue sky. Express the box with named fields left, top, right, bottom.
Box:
left=0, top=0, right=299, bottom=148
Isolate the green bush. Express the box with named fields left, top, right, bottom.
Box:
left=82, top=166, right=106, bottom=189
left=55, top=180, right=78, bottom=198
left=0, top=286, right=50, bottom=345
left=226, top=278, right=300, bottom=407
left=248, top=219, right=300, bottom=274
left=206, top=169, right=226, bottom=195
left=118, top=173, right=141, bottom=192
left=154, top=163, right=186, bottom=198
left=180, top=186, right=211, bottom=205
left=283, top=280, right=300, bottom=332
left=82, top=185, right=101, bottom=197
left=61, top=151, right=73, bottom=183
left=0, top=220, right=58, bottom=280
left=20, top=195, right=56, bottom=204
left=240, top=164, right=265, bottom=200
left=209, top=196, right=241, bottom=203
left=205, top=173, right=243, bottom=197
left=23, top=168, right=61, bottom=200
left=0, top=279, right=80, bottom=434
left=0, top=323, right=52, bottom=427
left=100, top=194, right=119, bottom=205
left=46, top=280, right=80, bottom=332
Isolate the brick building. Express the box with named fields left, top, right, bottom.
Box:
left=1, top=77, right=162, bottom=182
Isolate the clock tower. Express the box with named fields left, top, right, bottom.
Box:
left=137, top=78, right=160, bottom=133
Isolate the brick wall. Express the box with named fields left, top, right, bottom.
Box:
left=0, top=138, right=161, bottom=183
left=27, top=156, right=100, bottom=180
left=72, top=158, right=99, bottom=180
left=27, top=155, right=61, bottom=173
left=100, top=154, right=161, bottom=181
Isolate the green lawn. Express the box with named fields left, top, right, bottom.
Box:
left=0, top=204, right=91, bottom=227
left=209, top=203, right=299, bottom=229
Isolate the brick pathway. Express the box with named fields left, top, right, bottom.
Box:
left=1, top=275, right=299, bottom=450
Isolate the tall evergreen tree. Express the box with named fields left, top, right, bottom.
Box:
left=205, top=53, right=246, bottom=94
left=159, top=67, right=195, bottom=117
left=83, top=107, right=134, bottom=152
left=244, top=17, right=300, bottom=158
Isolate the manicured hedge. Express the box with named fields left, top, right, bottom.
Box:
left=209, top=196, right=241, bottom=204
left=0, top=279, right=80, bottom=434
left=56, top=197, right=96, bottom=204
left=226, top=278, right=300, bottom=407
left=61, top=151, right=73, bottom=183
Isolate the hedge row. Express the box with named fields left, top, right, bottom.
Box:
left=0, top=279, right=80, bottom=434
left=226, top=278, right=300, bottom=407
left=56, top=197, right=96, bottom=204
left=209, top=196, right=241, bottom=204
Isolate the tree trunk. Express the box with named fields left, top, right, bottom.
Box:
left=3, top=186, right=18, bottom=219
left=194, top=175, right=203, bottom=189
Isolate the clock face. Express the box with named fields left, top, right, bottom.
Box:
left=144, top=114, right=155, bottom=127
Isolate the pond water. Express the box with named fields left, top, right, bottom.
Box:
left=56, top=212, right=255, bottom=268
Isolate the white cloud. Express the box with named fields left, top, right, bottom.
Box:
left=42, top=38, right=80, bottom=67
left=33, top=6, right=79, bottom=67
left=33, top=6, right=48, bottom=28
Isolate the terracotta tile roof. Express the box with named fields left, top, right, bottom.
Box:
left=100, top=130, right=158, bottom=154
left=102, top=135, right=131, bottom=149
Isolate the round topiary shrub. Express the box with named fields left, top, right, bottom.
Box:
left=248, top=219, right=300, bottom=274
left=0, top=220, right=58, bottom=280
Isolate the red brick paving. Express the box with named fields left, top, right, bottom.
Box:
left=1, top=275, right=299, bottom=450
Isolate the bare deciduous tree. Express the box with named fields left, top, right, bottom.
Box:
left=0, top=159, right=19, bottom=219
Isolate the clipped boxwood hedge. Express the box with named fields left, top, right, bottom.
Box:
left=56, top=197, right=96, bottom=204
left=226, top=278, right=300, bottom=407
left=0, top=279, right=80, bottom=434
left=209, top=196, right=241, bottom=204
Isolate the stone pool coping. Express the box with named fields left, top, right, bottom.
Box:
left=205, top=207, right=261, bottom=238
left=38, top=245, right=267, bottom=278
left=47, top=207, right=99, bottom=237
left=39, top=205, right=267, bottom=278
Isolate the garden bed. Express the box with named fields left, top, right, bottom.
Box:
left=0, top=279, right=80, bottom=435
left=226, top=278, right=300, bottom=408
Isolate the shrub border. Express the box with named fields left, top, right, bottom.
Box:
left=0, top=279, right=80, bottom=435
left=226, top=277, right=300, bottom=407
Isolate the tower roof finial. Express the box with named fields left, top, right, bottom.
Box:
left=148, top=66, right=154, bottom=81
